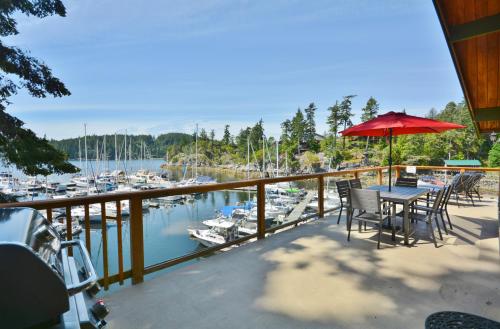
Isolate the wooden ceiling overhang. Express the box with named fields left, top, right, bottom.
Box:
left=434, top=0, right=500, bottom=134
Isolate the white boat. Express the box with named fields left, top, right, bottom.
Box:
left=187, top=228, right=227, bottom=247
left=188, top=220, right=237, bottom=247
left=71, top=176, right=94, bottom=188
left=67, top=190, right=88, bottom=198
left=1, top=187, right=27, bottom=198
left=105, top=200, right=130, bottom=217
left=307, top=196, right=340, bottom=211
left=158, top=195, right=185, bottom=203
left=71, top=205, right=101, bottom=222
left=203, top=217, right=257, bottom=238
left=51, top=220, right=83, bottom=237
left=247, top=204, right=286, bottom=222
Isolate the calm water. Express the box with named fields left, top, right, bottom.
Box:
left=1, top=159, right=256, bottom=288
left=1, top=158, right=248, bottom=183
left=84, top=189, right=255, bottom=290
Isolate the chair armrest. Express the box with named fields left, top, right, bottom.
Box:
left=411, top=204, right=434, bottom=212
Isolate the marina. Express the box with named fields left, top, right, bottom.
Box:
left=0, top=158, right=332, bottom=284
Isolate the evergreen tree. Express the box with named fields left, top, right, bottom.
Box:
left=326, top=101, right=341, bottom=149
left=290, top=108, right=306, bottom=145
left=427, top=107, right=438, bottom=119
left=0, top=0, right=78, bottom=186
left=304, top=102, right=318, bottom=151
left=222, top=125, right=231, bottom=145
left=209, top=129, right=215, bottom=153
left=236, top=127, right=251, bottom=157
left=488, top=143, right=500, bottom=167
left=361, top=97, right=379, bottom=122
left=339, top=95, right=356, bottom=149
left=199, top=128, right=208, bottom=141
left=249, top=119, right=264, bottom=149
left=360, top=97, right=379, bottom=162
left=280, top=119, right=292, bottom=142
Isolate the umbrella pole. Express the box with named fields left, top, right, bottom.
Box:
left=388, top=128, right=393, bottom=192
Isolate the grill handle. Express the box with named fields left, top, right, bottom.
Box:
left=61, top=239, right=98, bottom=296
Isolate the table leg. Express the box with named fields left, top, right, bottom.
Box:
left=404, top=200, right=409, bottom=245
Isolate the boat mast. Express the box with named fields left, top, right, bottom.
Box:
left=195, top=124, right=198, bottom=178
left=247, top=137, right=250, bottom=199
left=84, top=124, right=88, bottom=180
left=114, top=133, right=118, bottom=172
left=124, top=130, right=127, bottom=171
left=276, top=140, right=279, bottom=177
left=104, top=135, right=107, bottom=172
left=129, top=136, right=132, bottom=162
left=262, top=136, right=265, bottom=178
left=84, top=123, right=89, bottom=192
left=247, top=137, right=250, bottom=180
left=78, top=136, right=82, bottom=170
left=96, top=139, right=99, bottom=174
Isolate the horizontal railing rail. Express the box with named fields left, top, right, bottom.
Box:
left=0, top=165, right=498, bottom=289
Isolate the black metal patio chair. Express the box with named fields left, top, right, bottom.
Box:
left=411, top=185, right=453, bottom=234
left=451, top=173, right=475, bottom=207
left=395, top=177, right=418, bottom=187
left=347, top=188, right=394, bottom=249
left=348, top=178, right=362, bottom=189
left=464, top=172, right=484, bottom=204
left=335, top=180, right=350, bottom=224
left=405, top=188, right=445, bottom=248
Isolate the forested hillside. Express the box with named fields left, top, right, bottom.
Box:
left=50, top=133, right=192, bottom=160
left=50, top=98, right=498, bottom=171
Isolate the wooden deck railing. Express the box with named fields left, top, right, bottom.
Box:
left=0, top=165, right=498, bottom=289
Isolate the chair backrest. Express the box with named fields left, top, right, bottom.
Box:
left=395, top=177, right=418, bottom=188
left=450, top=174, right=466, bottom=192
left=348, top=178, right=362, bottom=189
left=349, top=188, right=381, bottom=214
left=465, top=173, right=483, bottom=191
left=440, top=185, right=453, bottom=210
left=431, top=188, right=445, bottom=213
left=335, top=180, right=350, bottom=199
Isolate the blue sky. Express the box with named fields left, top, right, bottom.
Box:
left=6, top=0, right=463, bottom=139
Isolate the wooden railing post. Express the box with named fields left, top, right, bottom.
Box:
left=116, top=201, right=124, bottom=285
left=395, top=166, right=401, bottom=179
left=100, top=203, right=109, bottom=290
left=318, top=176, right=324, bottom=218
left=353, top=171, right=359, bottom=179
left=46, top=208, right=52, bottom=223
left=257, top=182, right=266, bottom=239
left=377, top=169, right=383, bottom=185
left=84, top=204, right=91, bottom=255
left=129, top=197, right=144, bottom=284
left=65, top=206, right=73, bottom=256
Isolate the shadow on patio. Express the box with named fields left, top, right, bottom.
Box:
left=105, top=198, right=499, bottom=329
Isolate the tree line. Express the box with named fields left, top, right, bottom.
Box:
left=50, top=97, right=498, bottom=171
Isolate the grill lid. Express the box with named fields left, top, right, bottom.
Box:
left=0, top=207, right=39, bottom=243
left=0, top=207, right=61, bottom=265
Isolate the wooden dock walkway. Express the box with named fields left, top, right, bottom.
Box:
left=285, top=191, right=315, bottom=222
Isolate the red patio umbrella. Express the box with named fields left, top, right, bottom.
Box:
left=340, top=111, right=465, bottom=191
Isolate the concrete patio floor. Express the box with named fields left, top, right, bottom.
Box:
left=105, top=196, right=500, bottom=329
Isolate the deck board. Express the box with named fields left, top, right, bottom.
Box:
left=104, top=198, right=500, bottom=329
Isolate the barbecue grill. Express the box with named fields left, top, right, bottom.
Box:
left=0, top=207, right=108, bottom=329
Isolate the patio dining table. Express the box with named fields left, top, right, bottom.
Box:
left=367, top=185, right=431, bottom=245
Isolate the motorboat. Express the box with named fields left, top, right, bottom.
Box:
left=71, top=176, right=95, bottom=188
left=188, top=220, right=237, bottom=247
left=187, top=228, right=227, bottom=247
